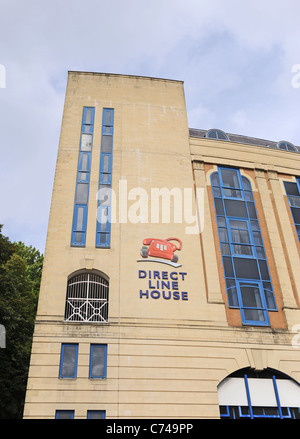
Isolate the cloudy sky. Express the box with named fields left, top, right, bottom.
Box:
left=1, top=0, right=300, bottom=252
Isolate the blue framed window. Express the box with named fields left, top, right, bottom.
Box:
left=211, top=167, right=277, bottom=326
left=284, top=178, right=300, bottom=243
left=278, top=141, right=297, bottom=152
left=55, top=410, right=75, bottom=419
left=219, top=369, right=300, bottom=419
left=96, top=108, right=114, bottom=248
left=71, top=107, right=95, bottom=247
left=206, top=129, right=228, bottom=140
left=89, top=344, right=107, bottom=379
left=87, top=410, right=106, bottom=419
left=59, top=343, right=78, bottom=378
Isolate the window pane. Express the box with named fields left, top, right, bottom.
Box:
left=226, top=279, right=239, bottom=307
left=255, top=247, right=265, bottom=259
left=103, top=155, right=110, bottom=173
left=247, top=203, right=257, bottom=219
left=211, top=173, right=220, bottom=186
left=76, top=183, right=88, bottom=204
left=284, top=182, right=299, bottom=196
left=75, top=232, right=82, bottom=242
left=234, top=258, right=259, bottom=279
left=241, top=177, right=251, bottom=191
left=231, top=229, right=251, bottom=244
left=253, top=231, right=263, bottom=245
left=229, top=219, right=248, bottom=229
left=288, top=196, right=300, bottom=208
left=90, top=345, right=106, bottom=378
left=224, top=188, right=242, bottom=198
left=240, top=284, right=262, bottom=308
left=98, top=184, right=111, bottom=206
left=81, top=154, right=88, bottom=171
left=105, top=111, right=111, bottom=126
left=87, top=411, right=105, bottom=419
left=221, top=169, right=240, bottom=188
left=221, top=243, right=231, bottom=255
left=223, top=257, right=234, bottom=277
left=213, top=187, right=221, bottom=197
left=81, top=134, right=92, bottom=151
left=102, top=135, right=112, bottom=152
left=76, top=207, right=84, bottom=231
left=85, top=109, right=92, bottom=124
left=219, top=228, right=229, bottom=242
left=233, top=244, right=253, bottom=256
left=259, top=260, right=270, bottom=280
left=56, top=410, right=74, bottom=419
left=215, top=198, right=224, bottom=215
left=61, top=345, right=77, bottom=377
left=224, top=199, right=248, bottom=218
left=244, top=309, right=266, bottom=322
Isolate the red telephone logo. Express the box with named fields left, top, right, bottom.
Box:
left=140, top=237, right=182, bottom=263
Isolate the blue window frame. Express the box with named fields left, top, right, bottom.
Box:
left=87, top=410, right=106, bottom=419
left=96, top=108, right=114, bottom=248
left=211, top=167, right=277, bottom=326
left=284, top=178, right=300, bottom=243
left=59, top=343, right=78, bottom=378
left=71, top=107, right=95, bottom=247
left=55, top=410, right=75, bottom=419
left=206, top=129, right=228, bottom=140
left=220, top=371, right=300, bottom=419
left=278, top=141, right=297, bottom=152
left=89, top=344, right=107, bottom=379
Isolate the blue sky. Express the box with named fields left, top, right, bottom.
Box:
left=1, top=0, right=300, bottom=252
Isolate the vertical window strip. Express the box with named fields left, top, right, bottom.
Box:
left=71, top=107, right=95, bottom=247
left=96, top=108, right=114, bottom=248
left=211, top=167, right=277, bottom=326
left=284, top=178, right=300, bottom=243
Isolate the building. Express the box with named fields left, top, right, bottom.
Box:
left=23, top=71, right=300, bottom=419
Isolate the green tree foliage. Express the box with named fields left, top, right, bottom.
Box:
left=0, top=225, right=43, bottom=418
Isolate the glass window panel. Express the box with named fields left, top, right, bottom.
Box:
left=76, top=183, right=88, bottom=204
left=100, top=233, right=107, bottom=244
left=288, top=196, right=300, bottom=208
left=224, top=188, right=242, bottom=198
left=255, top=247, right=265, bottom=259
left=76, top=207, right=84, bottom=230
left=79, top=172, right=87, bottom=181
left=233, top=244, right=253, bottom=256
left=251, top=220, right=260, bottom=230
left=223, top=257, right=234, bottom=277
left=102, top=135, right=112, bottom=153
left=284, top=182, right=299, bottom=196
left=221, top=243, right=231, bottom=255
left=213, top=187, right=221, bottom=197
left=217, top=216, right=226, bottom=227
left=244, top=191, right=253, bottom=201
left=291, top=207, right=300, bottom=223
left=221, top=169, right=240, bottom=188
left=103, top=155, right=110, bottom=173
left=56, top=410, right=74, bottom=419
left=105, top=111, right=111, bottom=126
left=98, top=185, right=111, bottom=206
left=253, top=231, right=263, bottom=245
left=224, top=199, right=248, bottom=218
left=215, top=198, right=224, bottom=215
left=241, top=177, right=251, bottom=191
left=90, top=345, right=106, bottom=378
left=217, top=131, right=227, bottom=140
left=81, top=134, right=92, bottom=151
left=234, top=258, right=259, bottom=279
left=81, top=154, right=88, bottom=171
left=240, top=283, right=262, bottom=308
left=207, top=130, right=217, bottom=138
left=244, top=309, right=266, bottom=322
left=226, top=279, right=239, bottom=307
left=219, top=228, right=229, bottom=242
left=229, top=220, right=248, bottom=229
left=85, top=109, right=92, bottom=124
left=61, top=345, right=77, bottom=377
left=247, top=203, right=257, bottom=219
left=211, top=173, right=220, bottom=186
left=231, top=229, right=251, bottom=244
left=87, top=411, right=105, bottom=419
left=75, top=232, right=82, bottom=242
left=264, top=289, right=276, bottom=310
left=259, top=260, right=270, bottom=280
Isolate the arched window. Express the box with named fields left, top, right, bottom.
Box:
left=206, top=129, right=228, bottom=140
left=218, top=368, right=300, bottom=419
left=64, top=270, right=109, bottom=322
left=277, top=141, right=297, bottom=152
left=211, top=167, right=277, bottom=326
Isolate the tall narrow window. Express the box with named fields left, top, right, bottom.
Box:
left=96, top=108, right=114, bottom=248
left=211, top=167, right=277, bottom=326
left=89, top=344, right=107, bottom=379
left=284, top=179, right=300, bottom=243
left=59, top=343, right=78, bottom=378
left=71, top=107, right=95, bottom=246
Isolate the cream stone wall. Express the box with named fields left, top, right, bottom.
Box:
left=23, top=73, right=300, bottom=419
